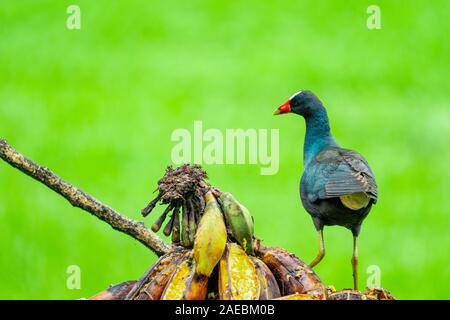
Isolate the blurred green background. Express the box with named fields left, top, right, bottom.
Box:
left=0, top=0, right=449, bottom=299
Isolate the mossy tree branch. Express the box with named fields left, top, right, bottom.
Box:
left=0, top=139, right=172, bottom=257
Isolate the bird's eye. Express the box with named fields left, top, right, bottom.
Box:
left=290, top=96, right=301, bottom=108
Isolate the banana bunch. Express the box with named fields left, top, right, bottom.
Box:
left=88, top=243, right=396, bottom=300
left=89, top=165, right=394, bottom=300
left=89, top=243, right=328, bottom=300
left=89, top=188, right=327, bottom=300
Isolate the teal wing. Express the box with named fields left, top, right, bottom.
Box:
left=305, top=148, right=378, bottom=204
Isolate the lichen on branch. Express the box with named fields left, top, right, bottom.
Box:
left=0, top=139, right=171, bottom=257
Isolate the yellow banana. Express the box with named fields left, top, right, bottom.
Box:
left=193, top=191, right=227, bottom=277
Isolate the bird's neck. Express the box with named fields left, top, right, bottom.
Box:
left=303, top=107, right=338, bottom=166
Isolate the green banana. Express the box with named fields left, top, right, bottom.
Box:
left=218, top=192, right=255, bottom=255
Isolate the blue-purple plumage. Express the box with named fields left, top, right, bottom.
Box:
left=274, top=90, right=377, bottom=289
left=276, top=90, right=378, bottom=236
left=300, top=146, right=377, bottom=236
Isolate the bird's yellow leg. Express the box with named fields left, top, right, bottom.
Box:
left=352, top=235, right=359, bottom=291
left=309, top=229, right=325, bottom=268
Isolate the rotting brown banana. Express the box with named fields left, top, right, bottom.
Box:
left=129, top=250, right=188, bottom=300
left=218, top=192, right=255, bottom=255
left=251, top=257, right=281, bottom=300
left=364, top=288, right=396, bottom=300
left=273, top=293, right=316, bottom=300
left=160, top=255, right=208, bottom=300
left=205, top=267, right=220, bottom=300
left=124, top=249, right=186, bottom=299
left=257, top=246, right=326, bottom=300
left=193, top=191, right=227, bottom=277
left=327, top=289, right=377, bottom=300
left=218, top=243, right=260, bottom=300
left=183, top=273, right=209, bottom=300
left=89, top=281, right=137, bottom=300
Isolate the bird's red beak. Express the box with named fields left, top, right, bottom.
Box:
left=273, top=100, right=291, bottom=115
